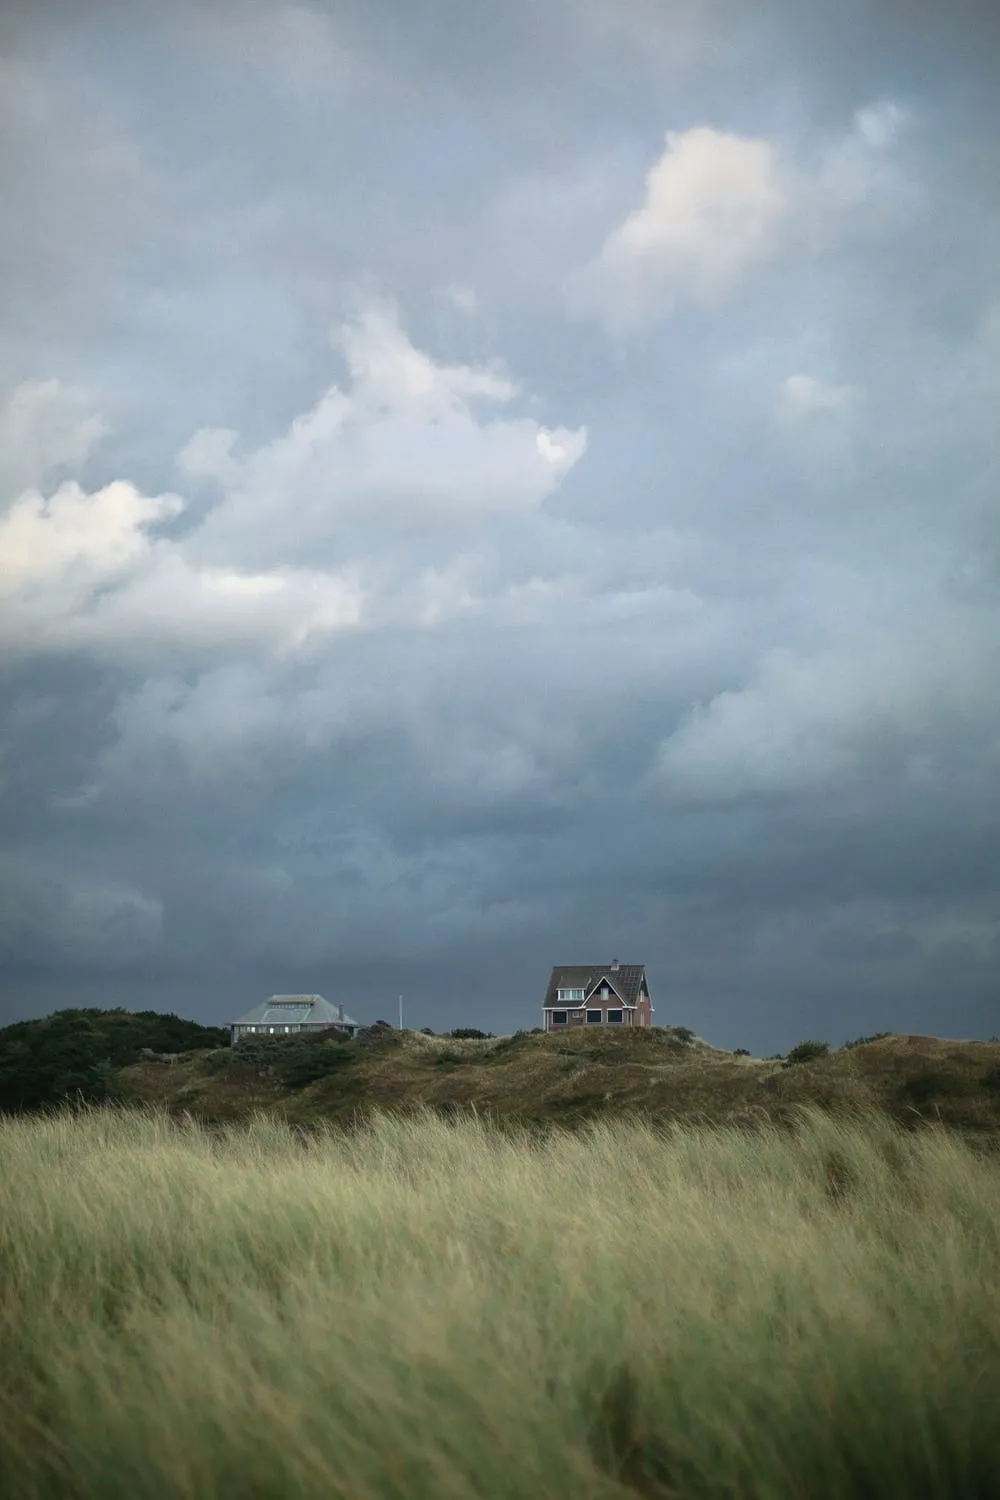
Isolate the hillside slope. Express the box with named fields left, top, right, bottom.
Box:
left=119, top=1025, right=1000, bottom=1139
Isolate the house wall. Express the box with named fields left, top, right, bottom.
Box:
left=230, top=1021, right=358, bottom=1044
left=543, top=1006, right=635, bottom=1032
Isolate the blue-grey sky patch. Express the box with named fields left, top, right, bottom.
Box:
left=1, top=0, right=998, bottom=1051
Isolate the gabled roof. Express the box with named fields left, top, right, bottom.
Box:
left=230, top=994, right=359, bottom=1028
left=543, top=965, right=649, bottom=1008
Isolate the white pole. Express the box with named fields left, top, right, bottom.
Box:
left=399, top=994, right=403, bottom=1031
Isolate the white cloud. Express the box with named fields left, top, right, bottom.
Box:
left=337, top=303, right=518, bottom=411
left=77, top=558, right=364, bottom=662
left=176, top=426, right=241, bottom=487
left=569, top=126, right=787, bottom=333
left=570, top=101, right=913, bottom=335
left=772, top=374, right=865, bottom=478
left=442, top=283, right=479, bottom=314
left=0, top=480, right=183, bottom=603
left=854, top=101, right=907, bottom=151
left=806, top=99, right=916, bottom=238
left=0, top=378, right=108, bottom=499
left=0, top=472, right=363, bottom=662
left=0, top=306, right=587, bottom=666
left=192, top=303, right=587, bottom=563
left=656, top=611, right=1000, bottom=801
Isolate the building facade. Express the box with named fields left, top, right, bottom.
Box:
left=229, top=994, right=360, bottom=1044
left=541, top=961, right=653, bottom=1031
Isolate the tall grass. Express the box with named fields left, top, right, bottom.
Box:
left=1, top=1106, right=998, bottom=1499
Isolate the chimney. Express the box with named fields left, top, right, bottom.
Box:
left=338, top=1003, right=344, bottom=1021
left=611, top=958, right=619, bottom=972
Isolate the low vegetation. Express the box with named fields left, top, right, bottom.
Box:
left=784, top=1039, right=831, bottom=1066
left=4, top=1011, right=1000, bottom=1146
left=1, top=1105, right=998, bottom=1499
left=114, top=1023, right=1000, bottom=1144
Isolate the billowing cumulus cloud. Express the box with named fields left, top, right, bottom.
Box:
left=0, top=0, right=998, bottom=1051
left=0, top=307, right=586, bottom=666
left=657, top=610, right=1000, bottom=802
left=0, top=379, right=108, bottom=497
left=189, top=304, right=587, bottom=565
left=569, top=103, right=914, bottom=335
left=569, top=127, right=788, bottom=331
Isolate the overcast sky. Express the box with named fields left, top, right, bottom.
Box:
left=1, top=0, right=998, bottom=1052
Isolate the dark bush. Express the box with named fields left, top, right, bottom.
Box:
left=229, top=1031, right=355, bottom=1087
left=842, top=1032, right=891, bottom=1050
left=273, top=1040, right=354, bottom=1089
left=982, top=1064, right=1000, bottom=1093
left=733, top=1048, right=751, bottom=1057
left=783, top=1040, right=830, bottom=1067
left=448, top=1027, right=493, bottom=1040
left=0, top=1008, right=229, bottom=1114
left=353, top=1022, right=402, bottom=1050
left=900, top=1070, right=978, bottom=1107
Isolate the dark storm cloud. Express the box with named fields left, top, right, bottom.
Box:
left=0, top=0, right=998, bottom=1053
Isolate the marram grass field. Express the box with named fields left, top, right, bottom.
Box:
left=1, top=1106, right=999, bottom=1499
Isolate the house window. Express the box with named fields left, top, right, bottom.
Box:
left=557, top=988, right=585, bottom=1002
left=551, top=1011, right=568, bottom=1026
left=600, top=987, right=609, bottom=999
left=607, top=1010, right=623, bottom=1024
left=586, top=1010, right=602, bottom=1024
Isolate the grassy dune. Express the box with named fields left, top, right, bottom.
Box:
left=2, top=1108, right=999, bottom=1498
left=119, top=1025, right=1000, bottom=1141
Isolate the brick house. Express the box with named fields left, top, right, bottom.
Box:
left=542, top=960, right=653, bottom=1031
left=229, top=994, right=360, bottom=1044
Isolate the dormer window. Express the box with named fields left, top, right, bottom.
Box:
left=557, top=988, right=585, bottom=1002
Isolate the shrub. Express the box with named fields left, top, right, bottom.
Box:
left=899, top=1070, right=977, bottom=1108
left=733, top=1048, right=751, bottom=1057
left=273, top=1040, right=355, bottom=1090
left=784, top=1041, right=830, bottom=1068
left=448, top=1028, right=493, bottom=1040
left=354, top=1023, right=402, bottom=1050
left=228, top=1032, right=355, bottom=1088
left=981, top=1064, right=1000, bottom=1094
left=842, top=1032, right=891, bottom=1051
left=0, top=1009, right=229, bottom=1114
